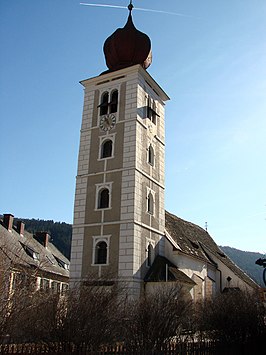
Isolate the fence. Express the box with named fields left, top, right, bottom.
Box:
left=0, top=340, right=263, bottom=354
left=0, top=341, right=216, bottom=354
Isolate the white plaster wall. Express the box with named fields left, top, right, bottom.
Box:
left=118, top=68, right=168, bottom=295
left=118, top=73, right=138, bottom=288
left=70, top=88, right=94, bottom=282
left=210, top=252, right=255, bottom=292
left=164, top=238, right=255, bottom=298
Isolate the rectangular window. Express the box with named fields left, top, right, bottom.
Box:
left=40, top=278, right=50, bottom=292
left=61, top=283, right=69, bottom=293
left=51, top=281, right=60, bottom=293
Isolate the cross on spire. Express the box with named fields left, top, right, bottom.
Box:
left=205, top=222, right=208, bottom=232
left=128, top=0, right=134, bottom=12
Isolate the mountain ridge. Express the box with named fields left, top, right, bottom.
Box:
left=219, top=245, right=265, bottom=287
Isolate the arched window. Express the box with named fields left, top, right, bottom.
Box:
left=146, top=96, right=158, bottom=124
left=98, top=188, right=109, bottom=209
left=110, top=90, right=118, bottom=113
left=100, top=92, right=109, bottom=116
left=147, top=244, right=153, bottom=267
left=95, top=241, right=107, bottom=264
left=101, top=139, right=113, bottom=158
left=147, top=192, right=154, bottom=215
left=148, top=145, right=154, bottom=166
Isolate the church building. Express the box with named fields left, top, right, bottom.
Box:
left=70, top=3, right=258, bottom=299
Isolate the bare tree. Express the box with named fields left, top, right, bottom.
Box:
left=121, top=286, right=192, bottom=352
left=56, top=277, right=126, bottom=350
left=194, top=289, right=266, bottom=345
left=5, top=287, right=59, bottom=343
left=0, top=245, right=61, bottom=343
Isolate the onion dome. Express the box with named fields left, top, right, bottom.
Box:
left=103, top=5, right=152, bottom=72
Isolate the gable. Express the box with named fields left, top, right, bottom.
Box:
left=165, top=211, right=258, bottom=290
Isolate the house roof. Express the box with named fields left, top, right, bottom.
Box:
left=0, top=219, right=69, bottom=280
left=144, top=255, right=196, bottom=286
left=165, top=211, right=258, bottom=289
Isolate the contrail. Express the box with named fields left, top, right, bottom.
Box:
left=80, top=3, right=196, bottom=18
left=80, top=3, right=126, bottom=10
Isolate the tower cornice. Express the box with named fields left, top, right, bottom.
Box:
left=80, top=65, right=170, bottom=102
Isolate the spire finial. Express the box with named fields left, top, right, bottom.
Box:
left=128, top=0, right=133, bottom=12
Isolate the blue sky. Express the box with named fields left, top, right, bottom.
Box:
left=1, top=0, right=265, bottom=253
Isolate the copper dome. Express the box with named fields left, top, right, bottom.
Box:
left=103, top=11, right=152, bottom=72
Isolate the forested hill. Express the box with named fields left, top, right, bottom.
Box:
left=220, top=246, right=266, bottom=287
left=5, top=217, right=265, bottom=286
left=13, top=217, right=72, bottom=259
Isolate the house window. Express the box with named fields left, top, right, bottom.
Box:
left=110, top=90, right=118, bottom=113
left=101, top=139, right=113, bottom=158
left=40, top=278, right=50, bottom=292
left=12, top=272, right=28, bottom=290
left=20, top=243, right=39, bottom=261
left=98, top=188, right=110, bottom=209
left=147, top=191, right=154, bottom=215
left=51, top=281, right=61, bottom=293
left=148, top=145, right=155, bottom=166
left=53, top=255, right=69, bottom=270
left=95, top=241, right=107, bottom=264
left=100, top=92, right=109, bottom=116
left=61, top=283, right=69, bottom=293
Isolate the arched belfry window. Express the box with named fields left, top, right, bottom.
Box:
left=146, top=96, right=159, bottom=125
left=110, top=90, right=118, bottom=113
left=148, top=145, right=154, bottom=166
left=99, top=90, right=119, bottom=116
left=95, top=241, right=107, bottom=264
left=147, top=192, right=154, bottom=215
left=101, top=139, right=113, bottom=158
left=98, top=188, right=110, bottom=209
left=100, top=92, right=109, bottom=116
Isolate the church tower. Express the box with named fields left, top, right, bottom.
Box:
left=70, top=3, right=169, bottom=297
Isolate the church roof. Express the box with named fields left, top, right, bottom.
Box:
left=165, top=211, right=258, bottom=289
